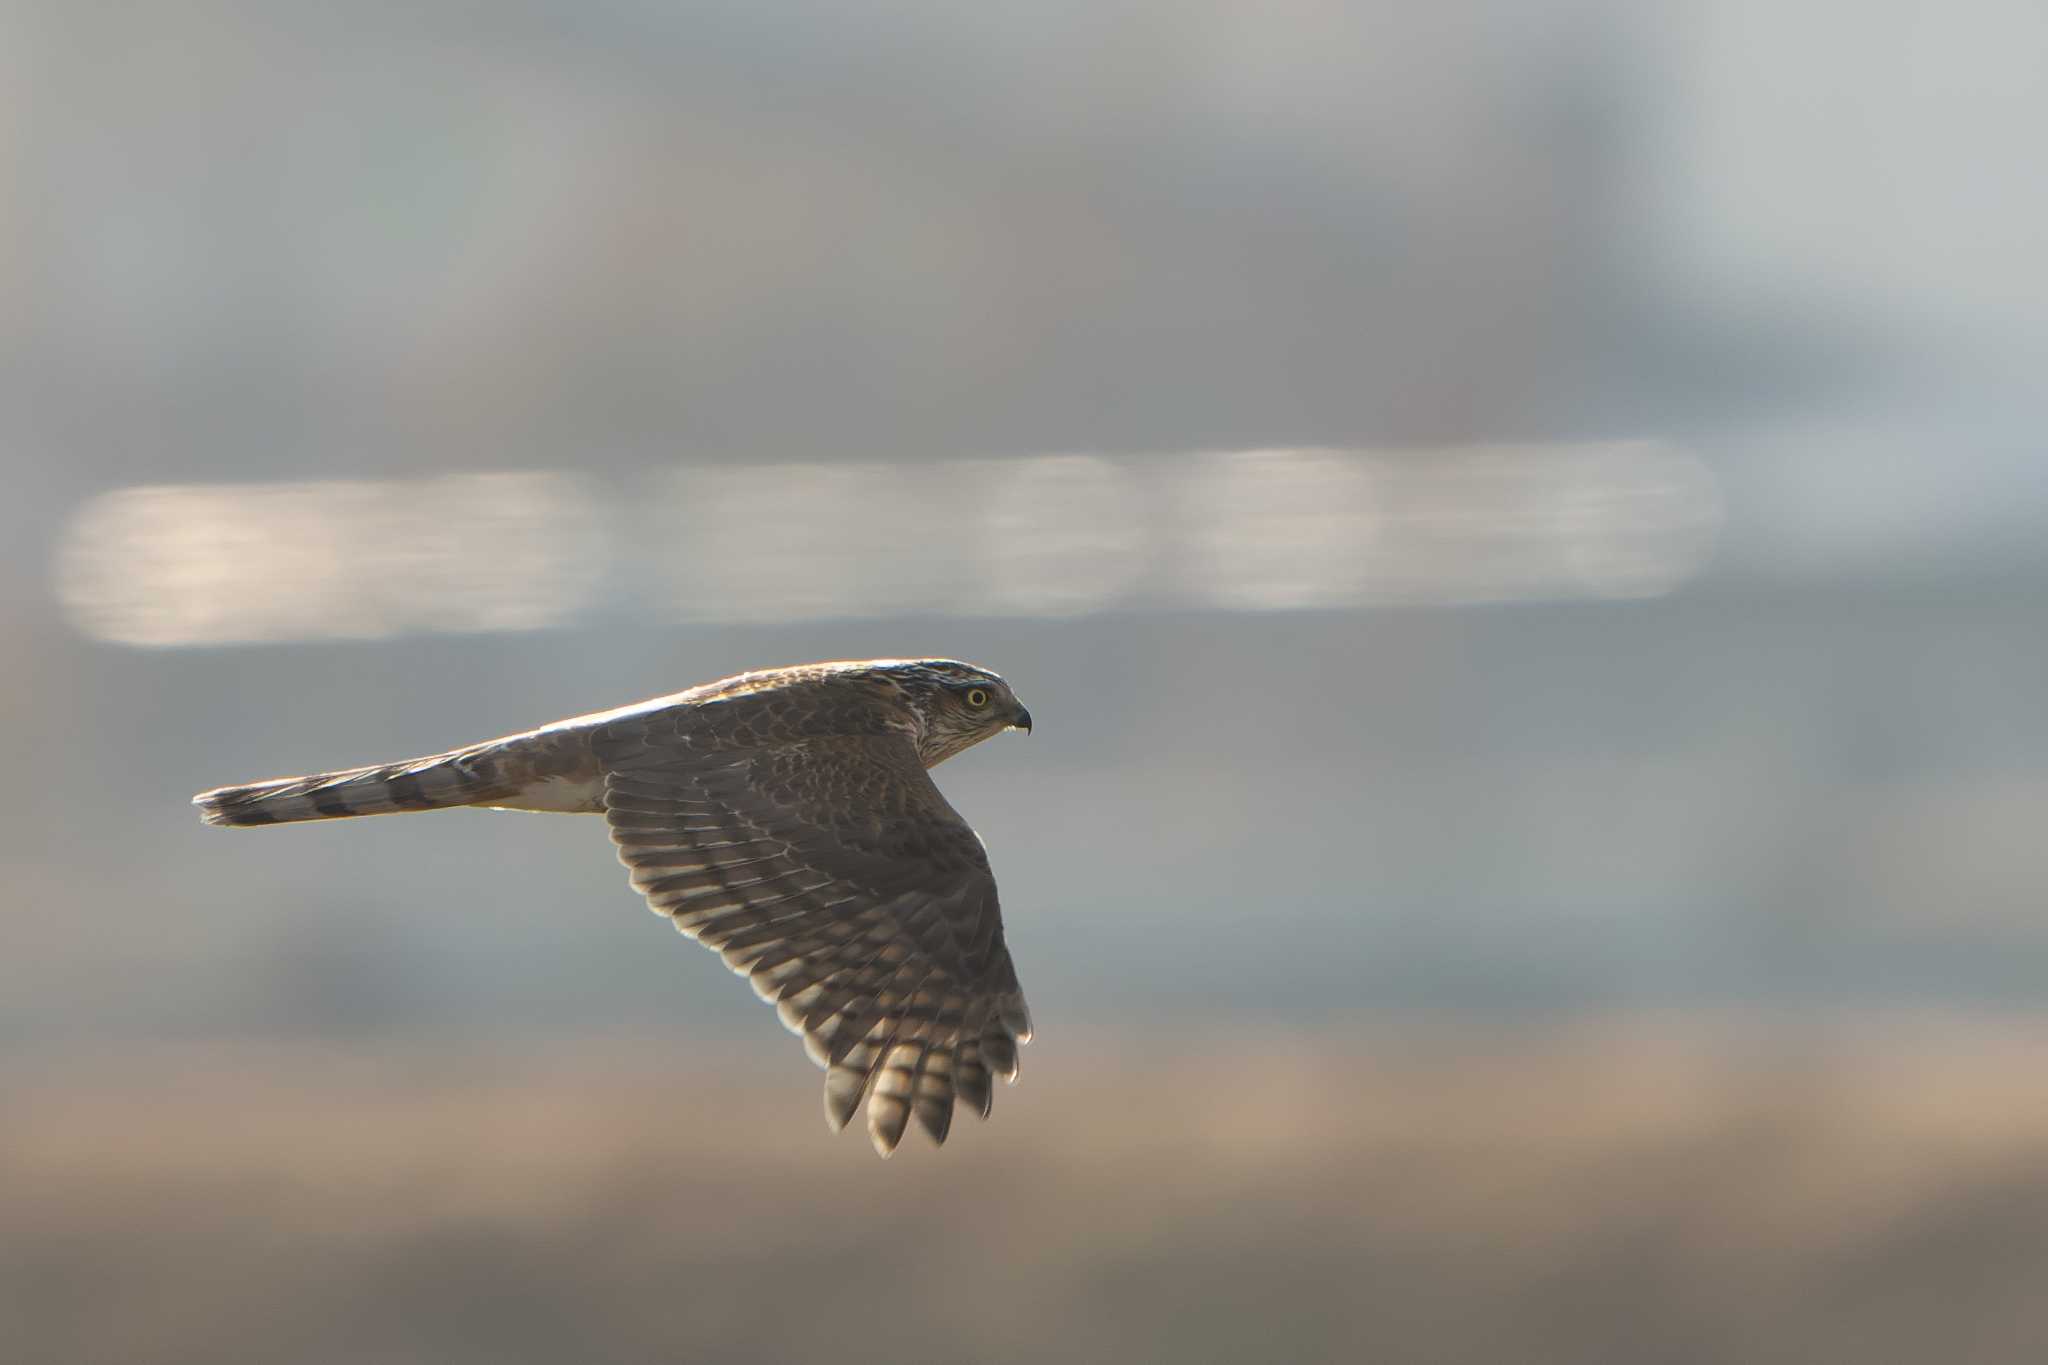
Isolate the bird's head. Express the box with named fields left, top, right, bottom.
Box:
left=860, top=659, right=1032, bottom=766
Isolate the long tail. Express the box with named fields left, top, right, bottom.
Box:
left=193, top=749, right=519, bottom=827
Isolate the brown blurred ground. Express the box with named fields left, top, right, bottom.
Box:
left=6, top=1018, right=2047, bottom=1364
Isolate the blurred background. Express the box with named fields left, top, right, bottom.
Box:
left=5, top=1, right=2047, bottom=1360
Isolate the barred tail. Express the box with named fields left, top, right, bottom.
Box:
left=193, top=750, right=515, bottom=828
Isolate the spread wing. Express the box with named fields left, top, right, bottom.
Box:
left=593, top=717, right=1031, bottom=1156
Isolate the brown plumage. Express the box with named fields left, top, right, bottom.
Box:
left=193, top=659, right=1035, bottom=1155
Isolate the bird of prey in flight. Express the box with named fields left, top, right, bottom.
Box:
left=194, top=659, right=1035, bottom=1157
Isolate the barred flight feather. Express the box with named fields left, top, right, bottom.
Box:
left=194, top=657, right=1035, bottom=1156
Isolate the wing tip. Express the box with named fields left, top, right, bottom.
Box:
left=192, top=787, right=279, bottom=828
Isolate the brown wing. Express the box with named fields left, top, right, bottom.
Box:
left=593, top=717, right=1031, bottom=1156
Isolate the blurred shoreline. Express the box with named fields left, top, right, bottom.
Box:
left=8, top=1014, right=2047, bottom=1363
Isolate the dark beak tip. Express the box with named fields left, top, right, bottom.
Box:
left=1014, top=706, right=1033, bottom=734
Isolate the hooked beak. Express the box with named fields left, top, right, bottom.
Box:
left=1011, top=704, right=1033, bottom=735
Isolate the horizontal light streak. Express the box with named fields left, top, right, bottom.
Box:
left=56, top=473, right=606, bottom=647
left=55, top=443, right=1720, bottom=645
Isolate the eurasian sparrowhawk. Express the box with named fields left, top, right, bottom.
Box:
left=193, top=659, right=1034, bottom=1156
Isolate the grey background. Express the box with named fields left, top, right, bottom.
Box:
left=6, top=4, right=2048, bottom=1362
left=4, top=0, right=2044, bottom=1048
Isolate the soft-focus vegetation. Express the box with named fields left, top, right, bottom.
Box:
left=8, top=1023, right=2046, bottom=1364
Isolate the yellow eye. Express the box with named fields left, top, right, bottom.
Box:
left=964, top=688, right=990, bottom=708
